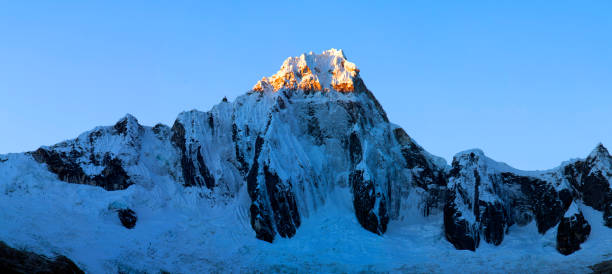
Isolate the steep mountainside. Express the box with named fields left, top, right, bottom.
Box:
left=0, top=49, right=610, bottom=272
left=21, top=49, right=449, bottom=243
left=443, top=148, right=612, bottom=253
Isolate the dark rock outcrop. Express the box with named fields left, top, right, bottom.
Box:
left=348, top=132, right=362, bottom=166
left=348, top=130, right=389, bottom=235
left=500, top=173, right=572, bottom=234
left=556, top=210, right=591, bottom=255
left=350, top=170, right=389, bottom=235
left=564, top=164, right=610, bottom=211
left=443, top=190, right=479, bottom=251
left=0, top=241, right=83, bottom=274
left=563, top=144, right=612, bottom=227
left=481, top=201, right=508, bottom=246
left=26, top=114, right=143, bottom=192
left=31, top=148, right=132, bottom=191
left=444, top=152, right=491, bottom=250
left=246, top=136, right=276, bottom=243
left=393, top=128, right=447, bottom=189
left=443, top=150, right=576, bottom=251
left=171, top=120, right=215, bottom=189
left=245, top=134, right=302, bottom=242
left=117, top=209, right=138, bottom=229
left=171, top=121, right=197, bottom=187
left=31, top=148, right=89, bottom=185
left=263, top=165, right=300, bottom=238
left=92, top=156, right=132, bottom=191
left=590, top=260, right=612, bottom=274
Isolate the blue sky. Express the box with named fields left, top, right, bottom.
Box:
left=1, top=1, right=611, bottom=170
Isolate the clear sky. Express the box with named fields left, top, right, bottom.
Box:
left=1, top=1, right=611, bottom=170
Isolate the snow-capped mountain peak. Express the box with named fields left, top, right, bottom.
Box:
left=252, top=48, right=360, bottom=93
left=584, top=143, right=612, bottom=185
left=113, top=113, right=142, bottom=136
left=588, top=143, right=611, bottom=162
left=1, top=49, right=611, bottom=273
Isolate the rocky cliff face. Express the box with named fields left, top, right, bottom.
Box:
left=556, top=203, right=592, bottom=255
left=2, top=49, right=610, bottom=256
left=563, top=144, right=612, bottom=221
left=443, top=150, right=572, bottom=250
left=443, top=145, right=611, bottom=254
left=28, top=114, right=181, bottom=192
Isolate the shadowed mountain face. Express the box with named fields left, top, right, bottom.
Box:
left=0, top=241, right=83, bottom=274
left=1, top=49, right=610, bottom=258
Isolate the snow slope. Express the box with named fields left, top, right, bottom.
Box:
left=1, top=162, right=610, bottom=273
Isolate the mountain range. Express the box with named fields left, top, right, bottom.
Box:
left=1, top=49, right=610, bottom=273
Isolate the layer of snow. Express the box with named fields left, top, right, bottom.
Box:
left=1, top=154, right=611, bottom=273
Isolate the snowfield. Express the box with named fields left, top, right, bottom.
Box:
left=0, top=154, right=610, bottom=273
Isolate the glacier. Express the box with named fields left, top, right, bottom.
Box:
left=0, top=49, right=611, bottom=273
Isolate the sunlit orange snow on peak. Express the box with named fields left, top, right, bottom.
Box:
left=252, top=49, right=359, bottom=93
